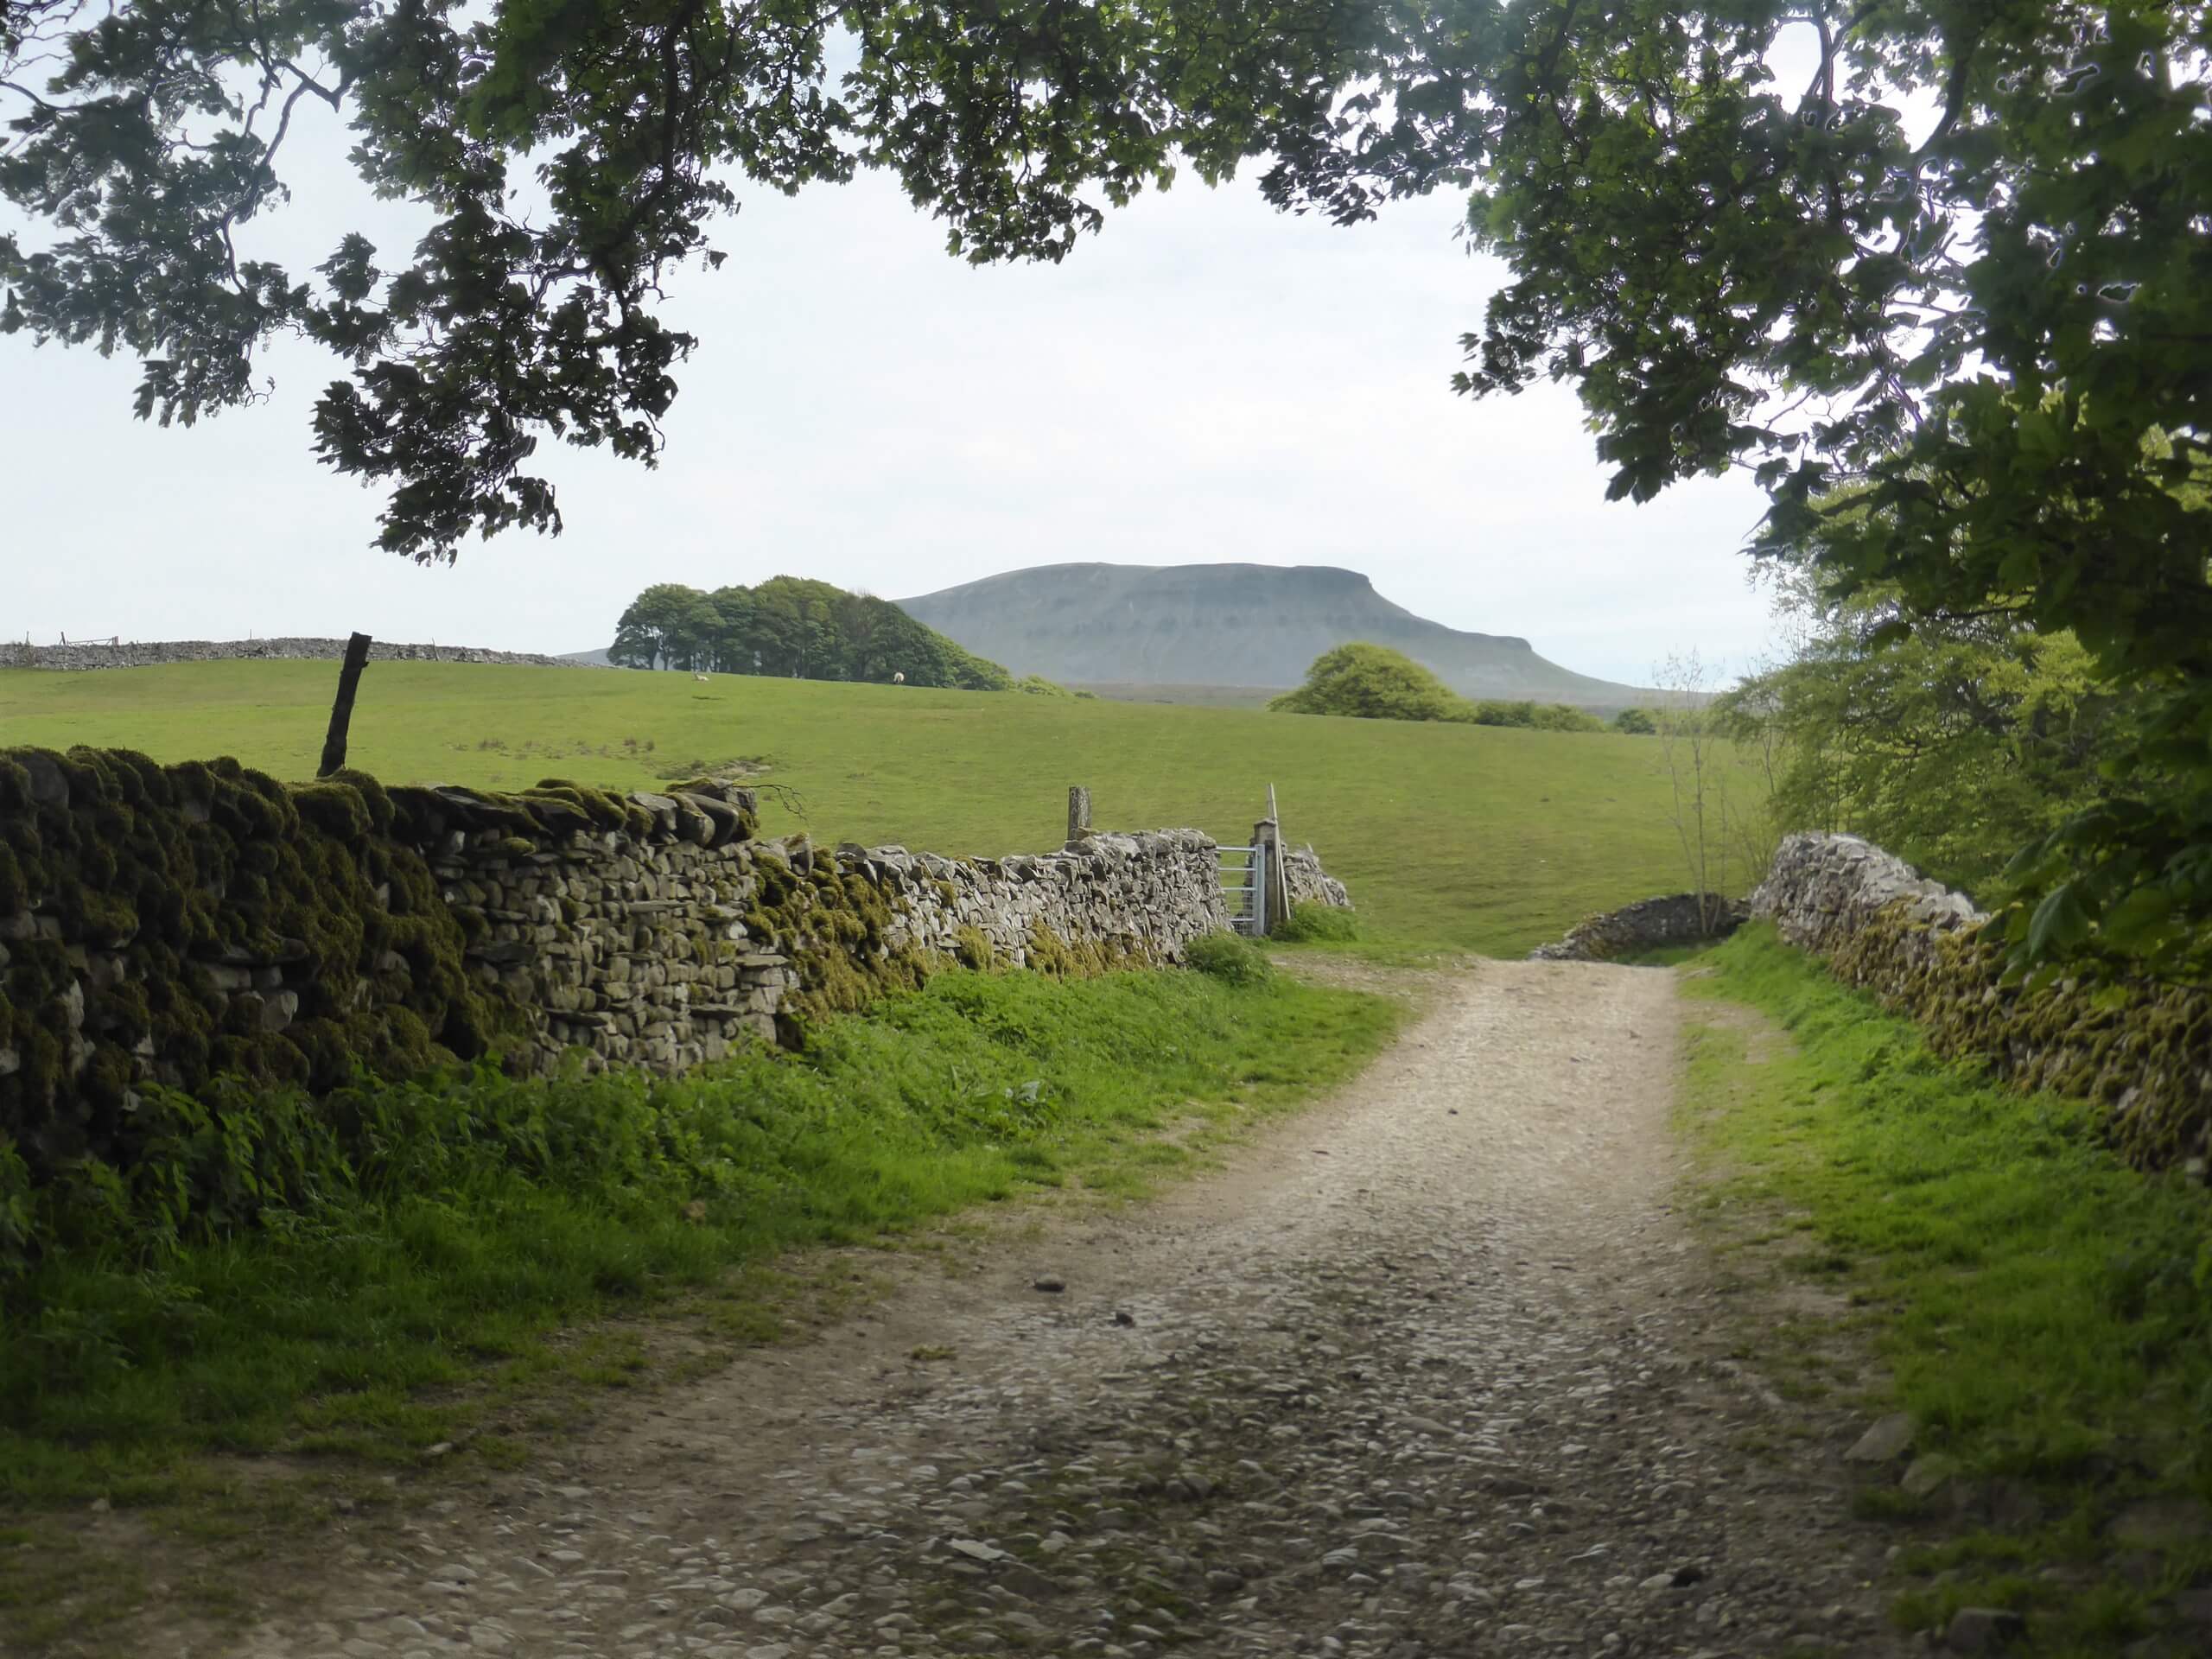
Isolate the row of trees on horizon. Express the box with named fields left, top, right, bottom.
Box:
left=609, top=579, right=1016, bottom=690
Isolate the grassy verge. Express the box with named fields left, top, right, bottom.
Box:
left=1678, top=926, right=2212, bottom=1657
left=3, top=964, right=1398, bottom=1514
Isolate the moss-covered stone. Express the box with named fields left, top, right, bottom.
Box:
left=1793, top=874, right=2212, bottom=1171
left=3, top=753, right=1320, bottom=1249
left=953, top=927, right=995, bottom=971
left=0, top=747, right=512, bottom=1185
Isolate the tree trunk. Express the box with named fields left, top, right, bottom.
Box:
left=317, top=632, right=373, bottom=778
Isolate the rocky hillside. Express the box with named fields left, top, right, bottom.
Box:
left=895, top=563, right=1654, bottom=709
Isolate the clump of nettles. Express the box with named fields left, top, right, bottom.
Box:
left=1184, top=931, right=1274, bottom=987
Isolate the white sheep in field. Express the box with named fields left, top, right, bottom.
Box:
left=892, top=671, right=906, bottom=685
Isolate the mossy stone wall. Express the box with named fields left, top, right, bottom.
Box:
left=1752, top=833, right=2212, bottom=1170
left=3, top=747, right=1348, bottom=1188
left=0, top=749, right=516, bottom=1181
left=1529, top=893, right=1751, bottom=962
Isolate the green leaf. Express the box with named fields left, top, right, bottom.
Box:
left=1867, top=620, right=1912, bottom=649
left=2026, top=883, right=2092, bottom=958
left=2096, top=886, right=2174, bottom=949
left=2017, top=404, right=2062, bottom=457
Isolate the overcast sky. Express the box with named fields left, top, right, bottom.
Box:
left=1, top=122, right=1783, bottom=687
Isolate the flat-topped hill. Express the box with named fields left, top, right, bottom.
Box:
left=896, top=562, right=1655, bottom=709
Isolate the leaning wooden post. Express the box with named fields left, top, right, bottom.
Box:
left=1254, top=794, right=1291, bottom=936
left=317, top=632, right=374, bottom=778
left=1067, top=785, right=1092, bottom=844
left=1267, top=782, right=1291, bottom=925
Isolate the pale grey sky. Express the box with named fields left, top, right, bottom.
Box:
left=0, top=126, right=1783, bottom=687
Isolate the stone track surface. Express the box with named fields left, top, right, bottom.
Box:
left=227, top=960, right=1911, bottom=1659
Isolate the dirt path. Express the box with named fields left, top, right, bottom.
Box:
left=213, top=960, right=1910, bottom=1659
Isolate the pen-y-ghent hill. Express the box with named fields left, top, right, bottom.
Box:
left=896, top=562, right=1656, bottom=709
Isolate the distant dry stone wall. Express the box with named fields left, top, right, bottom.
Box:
left=460, top=815, right=1237, bottom=1075
left=1753, top=832, right=2212, bottom=1171
left=2, top=747, right=1350, bottom=1179
left=1529, top=893, right=1749, bottom=962
left=0, top=638, right=594, bottom=672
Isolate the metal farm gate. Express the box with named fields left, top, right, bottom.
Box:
left=1217, top=842, right=1269, bottom=938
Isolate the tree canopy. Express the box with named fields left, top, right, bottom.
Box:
left=0, top=0, right=1367, bottom=558
left=608, top=576, right=1015, bottom=688
left=1270, top=642, right=1606, bottom=729
left=1723, top=588, right=2131, bottom=900
left=1270, top=643, right=1469, bottom=722
left=1253, top=0, right=2208, bottom=976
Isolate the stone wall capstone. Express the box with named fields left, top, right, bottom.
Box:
left=0, top=638, right=598, bottom=672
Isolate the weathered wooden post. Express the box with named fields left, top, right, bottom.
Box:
left=317, top=632, right=373, bottom=778
left=1268, top=828, right=1291, bottom=930
left=1252, top=784, right=1292, bottom=936
left=1067, top=785, right=1092, bottom=843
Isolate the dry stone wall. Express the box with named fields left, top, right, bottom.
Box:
left=455, top=816, right=1237, bottom=1077
left=1282, top=846, right=1352, bottom=911
left=2, top=747, right=1348, bottom=1182
left=1751, top=833, right=1985, bottom=954
left=0, top=638, right=593, bottom=672
left=1753, top=832, right=2212, bottom=1171
left=1529, top=893, right=1750, bottom=962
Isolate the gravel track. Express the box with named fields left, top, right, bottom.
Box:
left=224, top=959, right=1911, bottom=1659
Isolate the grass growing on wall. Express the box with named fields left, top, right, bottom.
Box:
left=0, top=964, right=1399, bottom=1513
left=1680, top=926, right=2212, bottom=1655
left=0, top=659, right=1754, bottom=955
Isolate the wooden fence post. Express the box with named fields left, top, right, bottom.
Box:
left=1067, top=785, right=1092, bottom=843
left=1252, top=816, right=1289, bottom=937
left=317, top=632, right=373, bottom=778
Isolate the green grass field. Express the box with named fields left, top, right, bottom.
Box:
left=0, top=660, right=1717, bottom=954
